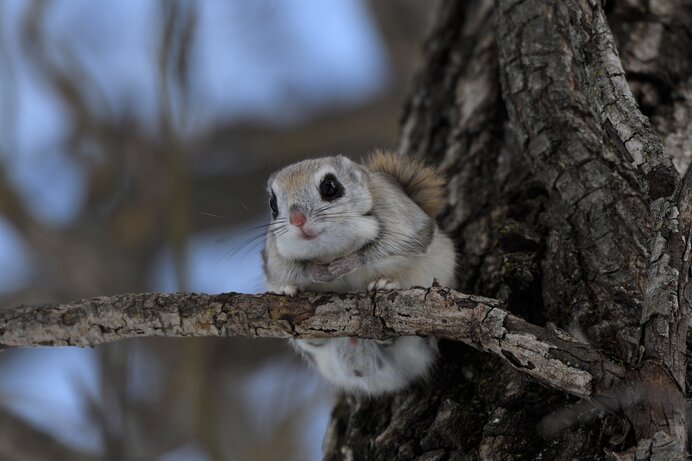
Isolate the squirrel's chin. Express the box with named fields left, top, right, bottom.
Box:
left=297, top=230, right=321, bottom=240
left=276, top=235, right=355, bottom=262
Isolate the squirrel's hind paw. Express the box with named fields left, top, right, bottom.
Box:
left=368, top=278, right=400, bottom=291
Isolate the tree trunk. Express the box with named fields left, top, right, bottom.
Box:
left=322, top=0, right=692, bottom=460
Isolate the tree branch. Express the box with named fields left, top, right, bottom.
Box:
left=0, top=287, right=624, bottom=400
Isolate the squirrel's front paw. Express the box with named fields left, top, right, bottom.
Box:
left=368, top=278, right=400, bottom=291
left=308, top=263, right=335, bottom=283
left=269, top=284, right=300, bottom=297
left=327, top=254, right=359, bottom=278
left=308, top=254, right=359, bottom=283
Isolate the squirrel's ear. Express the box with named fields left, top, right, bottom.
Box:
left=334, top=154, right=353, bottom=167
left=349, top=164, right=369, bottom=183
left=267, top=171, right=278, bottom=191
left=332, top=155, right=364, bottom=181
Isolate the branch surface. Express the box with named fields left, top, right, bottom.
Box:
left=0, top=287, right=624, bottom=399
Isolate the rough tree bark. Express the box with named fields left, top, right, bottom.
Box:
left=1, top=0, right=690, bottom=460
left=323, top=0, right=692, bottom=460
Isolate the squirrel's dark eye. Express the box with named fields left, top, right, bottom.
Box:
left=319, top=174, right=344, bottom=201
left=269, top=190, right=278, bottom=219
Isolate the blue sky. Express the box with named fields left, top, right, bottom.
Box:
left=0, top=0, right=389, bottom=293
left=0, top=1, right=386, bottom=458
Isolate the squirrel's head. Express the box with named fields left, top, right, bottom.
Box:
left=266, top=155, right=379, bottom=261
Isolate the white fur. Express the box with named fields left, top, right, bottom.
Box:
left=368, top=278, right=400, bottom=291
left=264, top=156, right=457, bottom=395
left=270, top=158, right=377, bottom=262
left=275, top=212, right=378, bottom=263
left=287, top=231, right=456, bottom=395
left=292, top=336, right=437, bottom=395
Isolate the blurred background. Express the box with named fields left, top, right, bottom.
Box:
left=0, top=1, right=433, bottom=459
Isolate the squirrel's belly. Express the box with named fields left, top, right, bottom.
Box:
left=317, top=232, right=456, bottom=292
left=294, top=232, right=455, bottom=394
left=292, top=336, right=437, bottom=395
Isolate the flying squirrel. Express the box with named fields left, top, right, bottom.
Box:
left=262, top=151, right=457, bottom=395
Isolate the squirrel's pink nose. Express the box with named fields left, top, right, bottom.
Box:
left=289, top=212, right=306, bottom=227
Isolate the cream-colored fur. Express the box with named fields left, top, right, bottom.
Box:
left=263, top=154, right=456, bottom=395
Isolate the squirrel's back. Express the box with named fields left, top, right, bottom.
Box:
left=366, top=150, right=446, bottom=218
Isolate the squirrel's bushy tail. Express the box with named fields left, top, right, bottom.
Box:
left=366, top=150, right=446, bottom=218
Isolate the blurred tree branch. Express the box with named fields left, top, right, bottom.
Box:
left=0, top=2, right=432, bottom=459
left=0, top=408, right=101, bottom=461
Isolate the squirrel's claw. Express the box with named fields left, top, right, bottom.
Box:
left=368, top=278, right=400, bottom=291
left=269, top=284, right=300, bottom=297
